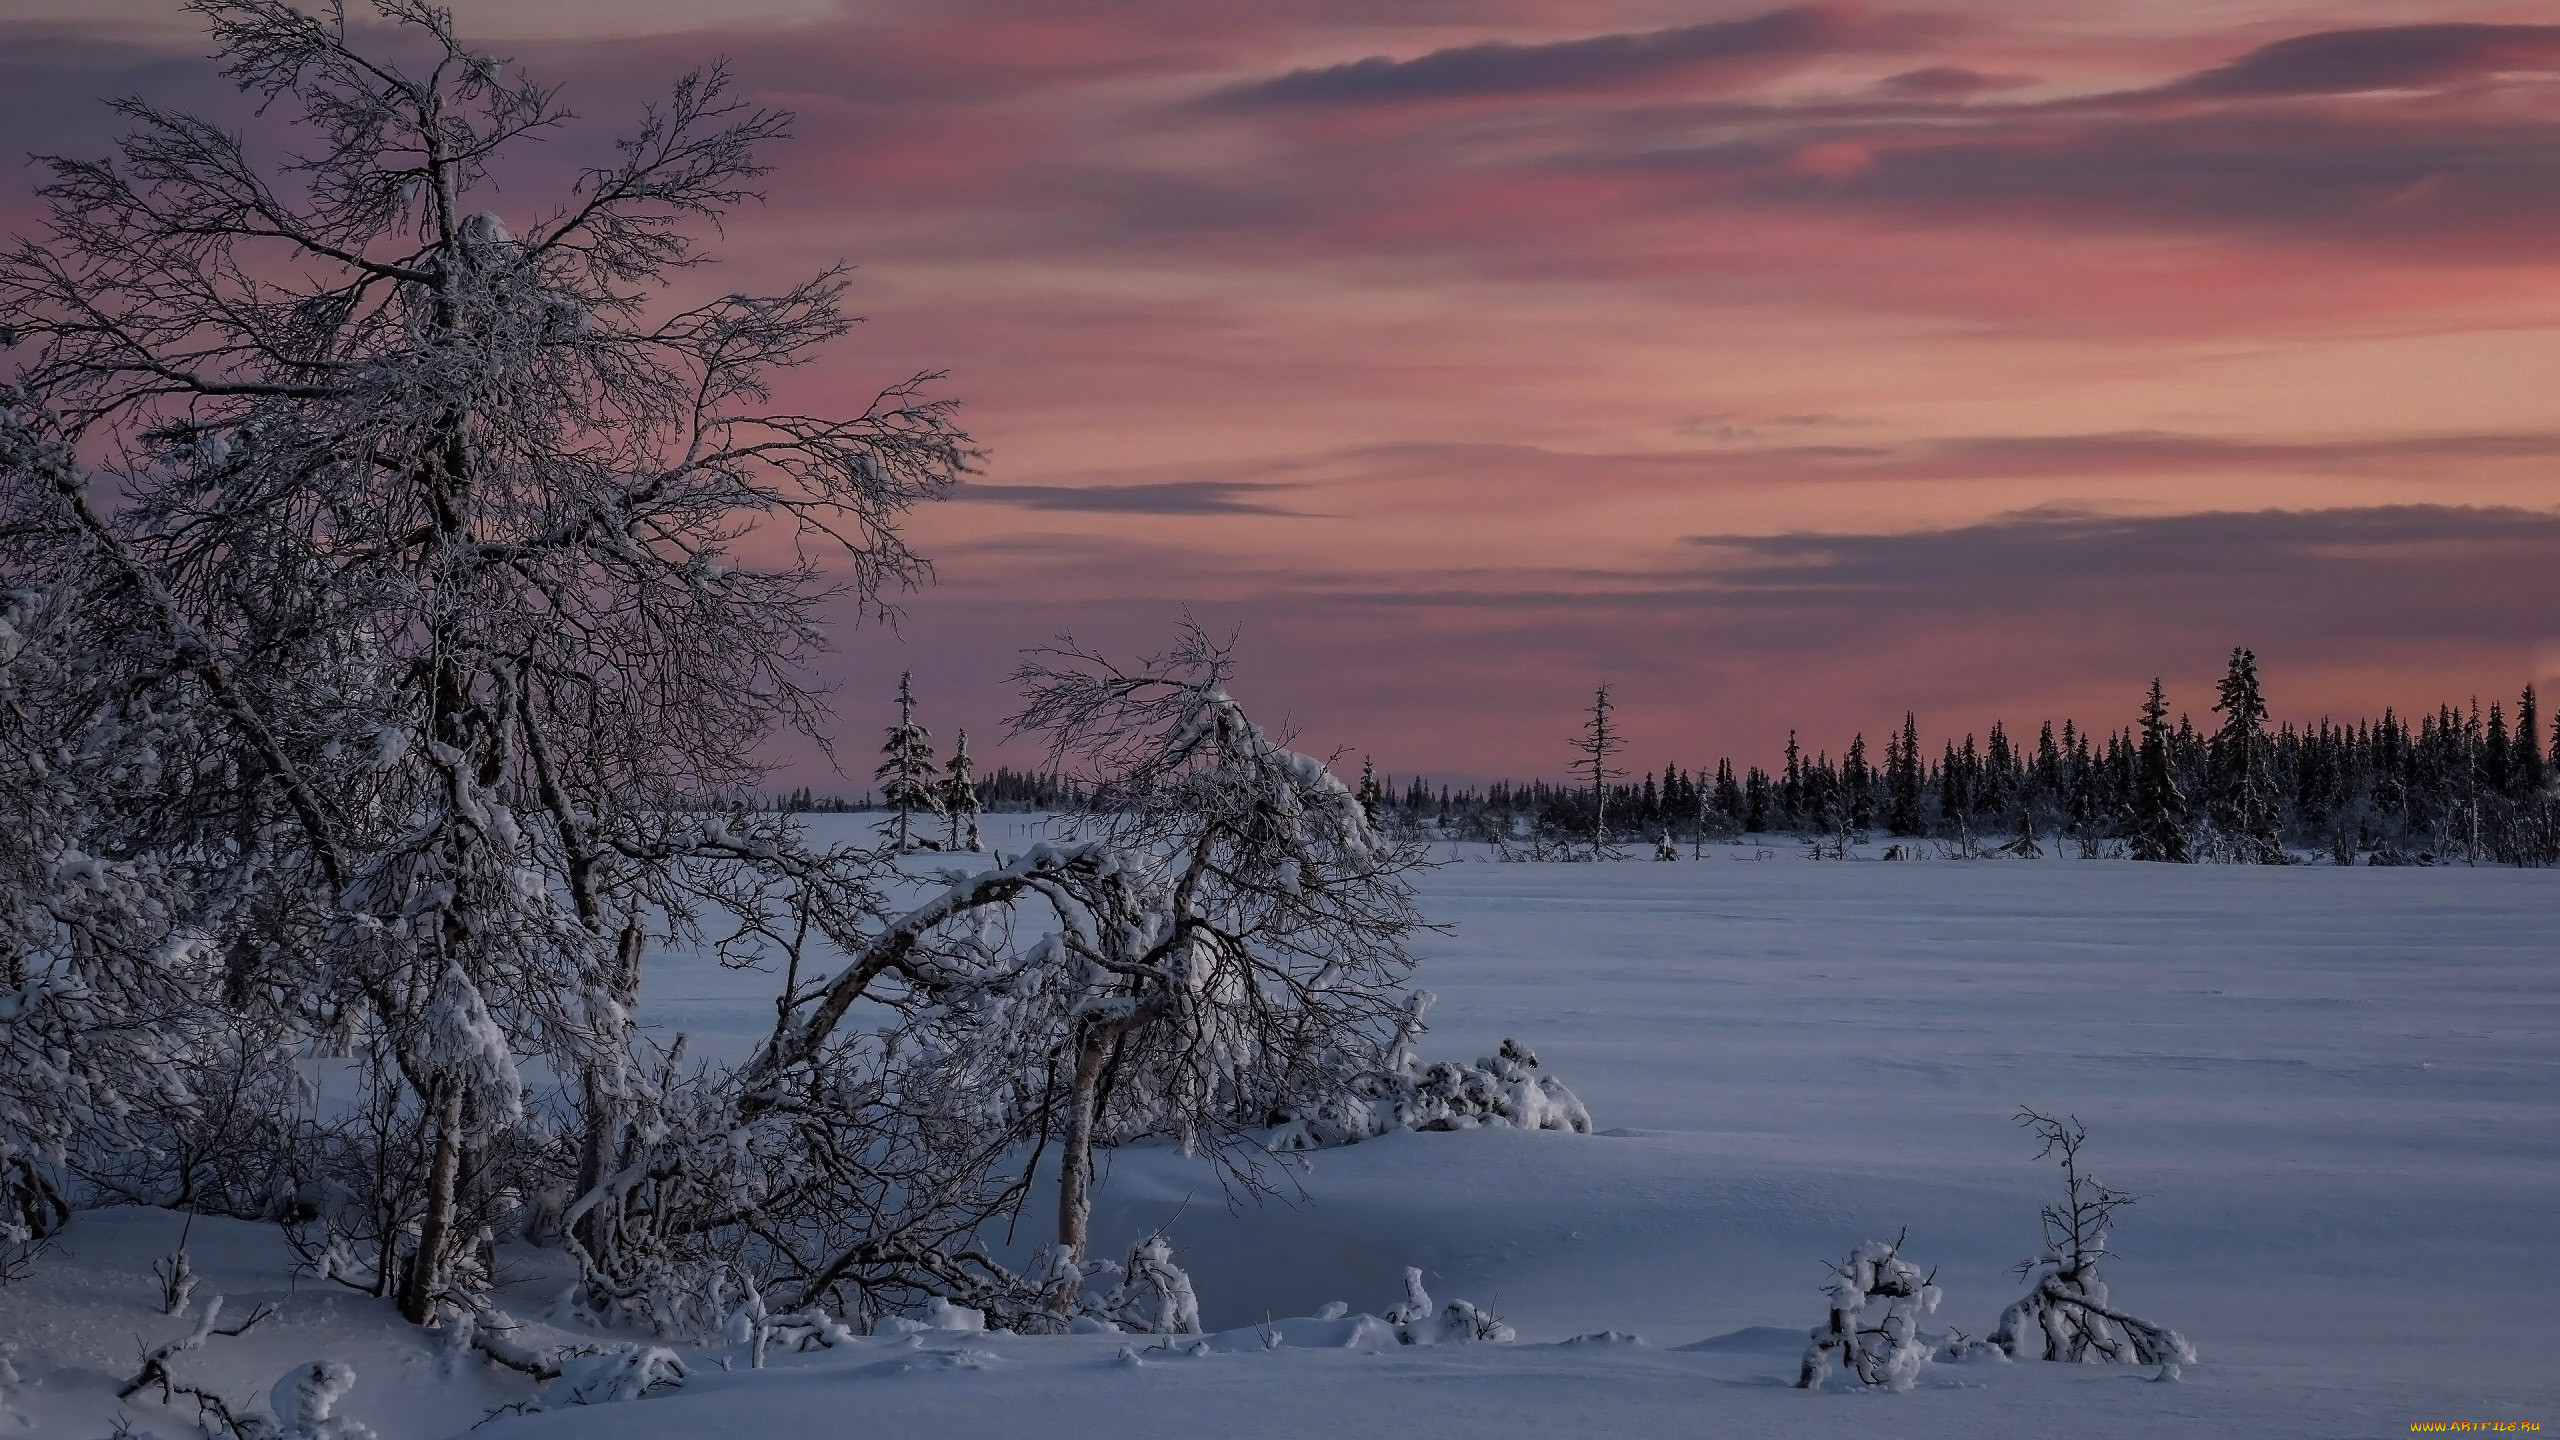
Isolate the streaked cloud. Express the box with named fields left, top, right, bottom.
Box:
left=1214, top=8, right=1908, bottom=108
left=952, top=480, right=1305, bottom=515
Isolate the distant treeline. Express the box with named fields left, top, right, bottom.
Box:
left=764, top=765, right=1085, bottom=814
left=1351, top=651, right=2558, bottom=867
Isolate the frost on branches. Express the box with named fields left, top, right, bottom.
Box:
left=1, top=0, right=970, bottom=1336
left=1796, top=1232, right=1940, bottom=1391
left=1988, top=1111, right=2195, bottom=1375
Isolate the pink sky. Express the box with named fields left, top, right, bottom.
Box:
left=6, top=1, right=2558, bottom=784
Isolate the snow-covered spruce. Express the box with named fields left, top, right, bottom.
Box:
left=1796, top=1233, right=1940, bottom=1391
left=1987, top=1111, right=2195, bottom=1374
left=879, top=669, right=945, bottom=852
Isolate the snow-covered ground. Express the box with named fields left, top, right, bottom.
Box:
left=7, top=833, right=2555, bottom=1438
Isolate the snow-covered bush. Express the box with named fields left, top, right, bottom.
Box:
left=1095, top=1236, right=1202, bottom=1336
left=546, top=1345, right=690, bottom=1406
left=1269, top=1000, right=1592, bottom=1150
left=1381, top=1266, right=1514, bottom=1345
left=269, top=1361, right=378, bottom=1440
left=1796, top=1234, right=1939, bottom=1391
left=1989, top=1111, right=2194, bottom=1374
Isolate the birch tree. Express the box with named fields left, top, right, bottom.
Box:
left=1, top=0, right=971, bottom=1324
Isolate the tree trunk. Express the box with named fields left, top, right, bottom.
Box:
left=1050, top=1030, right=1112, bottom=1321
left=400, top=1087, right=463, bottom=1324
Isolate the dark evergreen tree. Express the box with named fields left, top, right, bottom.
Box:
left=1843, top=733, right=1874, bottom=834
left=2521, top=684, right=2547, bottom=798
left=2129, top=678, right=2193, bottom=863
left=1888, top=713, right=1926, bottom=836
left=941, top=727, right=982, bottom=851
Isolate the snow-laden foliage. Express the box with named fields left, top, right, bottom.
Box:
left=1, top=0, right=971, bottom=1330
left=1796, top=1233, right=1939, bottom=1390
left=1268, top=1005, right=1592, bottom=1151
left=270, top=1360, right=378, bottom=1440
left=0, top=569, right=218, bottom=1265
left=1076, top=1235, right=1202, bottom=1336
left=1375, top=1265, right=1515, bottom=1345
left=546, top=1344, right=689, bottom=1407
left=1988, top=1112, right=2194, bottom=1374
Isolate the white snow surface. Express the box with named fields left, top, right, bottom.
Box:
left=5, top=824, right=2554, bottom=1438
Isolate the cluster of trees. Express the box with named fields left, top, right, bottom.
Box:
left=765, top=768, right=1083, bottom=817
left=1360, top=652, right=2557, bottom=865
left=0, top=2, right=1441, bottom=1377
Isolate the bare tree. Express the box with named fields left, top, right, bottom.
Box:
left=1567, top=684, right=1624, bottom=859
left=2, top=0, right=970, bottom=1325
left=1989, top=1110, right=2194, bottom=1372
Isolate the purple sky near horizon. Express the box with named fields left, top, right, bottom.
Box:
left=5, top=0, right=2559, bottom=786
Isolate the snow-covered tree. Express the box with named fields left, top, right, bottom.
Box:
left=878, top=671, right=943, bottom=850
left=1006, top=624, right=1430, bottom=1319
left=0, top=557, right=208, bottom=1268
left=2208, top=648, right=2285, bottom=864
left=1797, top=1232, right=1939, bottom=1391
left=2127, top=680, right=2192, bottom=863
left=941, top=728, right=981, bottom=852
left=1, top=0, right=971, bottom=1325
left=1989, top=1111, right=2194, bottom=1373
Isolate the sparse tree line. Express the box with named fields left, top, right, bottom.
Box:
left=1355, top=651, right=2559, bottom=866
left=0, top=6, right=1565, bottom=1408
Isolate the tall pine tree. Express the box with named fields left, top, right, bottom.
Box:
left=942, top=727, right=981, bottom=851
left=877, top=669, right=942, bottom=850
left=2208, top=648, right=2284, bottom=862
left=2129, top=678, right=2193, bottom=863
left=1888, top=712, right=1926, bottom=837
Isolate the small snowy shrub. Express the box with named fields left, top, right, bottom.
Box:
left=269, top=1361, right=378, bottom=1440
left=546, top=1344, right=690, bottom=1406
left=1098, top=1236, right=1202, bottom=1336
left=1382, top=1266, right=1514, bottom=1345
left=1796, top=1233, right=1939, bottom=1391
left=1989, top=1111, right=2194, bottom=1374
left=1269, top=997, right=1592, bottom=1150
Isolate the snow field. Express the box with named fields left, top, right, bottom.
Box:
left=5, top=843, right=2553, bottom=1438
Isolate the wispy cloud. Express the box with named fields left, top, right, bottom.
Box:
left=951, top=480, right=1306, bottom=515
left=1213, top=7, right=1911, bottom=108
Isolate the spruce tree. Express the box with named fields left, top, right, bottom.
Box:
left=2129, top=678, right=2193, bottom=863
left=2520, top=684, right=2546, bottom=797
left=942, top=727, right=982, bottom=851
left=1888, top=712, right=1926, bottom=837
left=2207, top=648, right=2284, bottom=862
left=1843, top=733, right=1875, bottom=833
left=1356, top=756, right=1383, bottom=827
left=877, top=670, right=942, bottom=850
